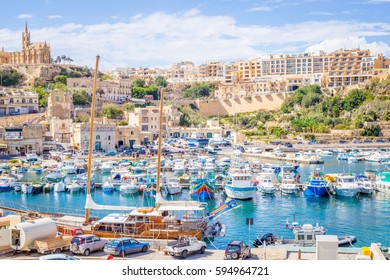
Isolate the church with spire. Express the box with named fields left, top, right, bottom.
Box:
left=0, top=22, right=51, bottom=65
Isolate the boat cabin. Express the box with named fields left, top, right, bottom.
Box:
left=293, top=224, right=326, bottom=246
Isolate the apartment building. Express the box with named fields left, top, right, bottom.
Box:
left=0, top=124, right=44, bottom=155
left=67, top=77, right=132, bottom=102
left=0, top=89, right=39, bottom=116
left=72, top=122, right=116, bottom=152
left=128, top=105, right=179, bottom=144
left=326, top=49, right=376, bottom=87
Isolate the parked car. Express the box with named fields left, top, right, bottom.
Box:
left=318, top=140, right=329, bottom=144
left=352, top=139, right=361, bottom=144
left=376, top=139, right=385, bottom=143
left=250, top=147, right=262, bottom=153
left=307, top=140, right=317, bottom=145
left=39, top=253, right=79, bottom=260
left=284, top=142, right=293, bottom=148
left=164, top=236, right=207, bottom=259
left=105, top=151, right=117, bottom=156
left=338, top=140, right=348, bottom=144
left=70, top=234, right=108, bottom=256
left=224, top=241, right=251, bottom=260
left=104, top=238, right=149, bottom=256
left=363, top=138, right=372, bottom=143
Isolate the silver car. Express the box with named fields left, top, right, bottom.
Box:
left=70, top=234, right=107, bottom=256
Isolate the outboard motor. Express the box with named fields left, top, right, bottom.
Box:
left=253, top=233, right=275, bottom=247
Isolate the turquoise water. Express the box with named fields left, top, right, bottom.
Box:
left=1, top=156, right=390, bottom=249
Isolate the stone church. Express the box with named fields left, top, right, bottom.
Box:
left=0, top=23, right=51, bottom=65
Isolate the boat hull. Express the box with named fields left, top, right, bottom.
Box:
left=334, top=187, right=360, bottom=197
left=304, top=186, right=328, bottom=197
left=224, top=184, right=256, bottom=200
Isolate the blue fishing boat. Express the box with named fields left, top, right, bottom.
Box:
left=304, top=171, right=328, bottom=197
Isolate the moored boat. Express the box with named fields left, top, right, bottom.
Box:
left=224, top=173, right=256, bottom=200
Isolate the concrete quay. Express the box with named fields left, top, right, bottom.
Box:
left=0, top=247, right=359, bottom=261
left=242, top=152, right=324, bottom=164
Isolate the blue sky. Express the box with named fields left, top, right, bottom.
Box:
left=0, top=0, right=389, bottom=70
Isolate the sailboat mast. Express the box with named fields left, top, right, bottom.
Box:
left=85, top=55, right=100, bottom=224
left=156, top=88, right=165, bottom=195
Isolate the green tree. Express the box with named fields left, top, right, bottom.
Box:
left=102, top=105, right=124, bottom=119
left=73, top=90, right=92, bottom=105
left=183, top=82, right=212, bottom=98
left=53, top=75, right=67, bottom=85
left=132, top=78, right=145, bottom=88
left=34, top=86, right=50, bottom=108
left=155, top=76, right=167, bottom=87
left=0, top=70, right=22, bottom=86
left=343, top=89, right=370, bottom=111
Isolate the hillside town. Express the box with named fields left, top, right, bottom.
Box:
left=0, top=24, right=389, bottom=157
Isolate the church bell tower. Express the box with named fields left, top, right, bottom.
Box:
left=22, top=22, right=31, bottom=50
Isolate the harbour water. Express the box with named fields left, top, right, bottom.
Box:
left=1, top=155, right=389, bottom=249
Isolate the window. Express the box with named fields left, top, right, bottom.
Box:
left=307, top=235, right=313, bottom=240
left=108, top=136, right=111, bottom=140
left=96, top=135, right=101, bottom=140
left=298, top=234, right=304, bottom=241
left=56, top=96, right=60, bottom=102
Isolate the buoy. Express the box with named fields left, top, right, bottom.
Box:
left=107, top=255, right=113, bottom=260
left=285, top=219, right=289, bottom=228
left=139, top=186, right=143, bottom=191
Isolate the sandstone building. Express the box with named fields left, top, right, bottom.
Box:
left=0, top=23, right=51, bottom=65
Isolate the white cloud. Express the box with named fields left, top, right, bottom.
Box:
left=48, top=15, right=63, bottom=19
left=2, top=11, right=390, bottom=70
left=306, top=37, right=390, bottom=56
left=248, top=6, right=274, bottom=11
left=310, top=11, right=335, bottom=16
left=17, top=14, right=32, bottom=19
left=367, top=0, right=390, bottom=3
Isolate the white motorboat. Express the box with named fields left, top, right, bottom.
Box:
left=119, top=182, right=139, bottom=195
left=256, top=173, right=278, bottom=194
left=0, top=175, right=18, bottom=192
left=280, top=177, right=299, bottom=194
left=66, top=181, right=83, bottom=193
left=100, top=161, right=114, bottom=173
left=45, top=169, right=66, bottom=182
left=102, top=181, right=115, bottom=192
left=355, top=175, right=374, bottom=195
left=163, top=178, right=182, bottom=195
left=21, top=183, right=33, bottom=194
left=332, top=174, right=361, bottom=197
left=62, top=161, right=77, bottom=174
left=54, top=181, right=66, bottom=192
left=224, top=172, right=256, bottom=200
